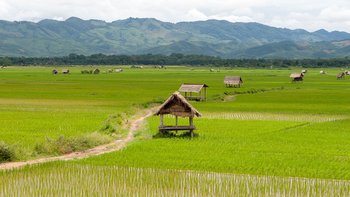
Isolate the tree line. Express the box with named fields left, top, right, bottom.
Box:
left=0, top=53, right=350, bottom=68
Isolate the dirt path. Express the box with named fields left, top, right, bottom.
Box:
left=0, top=107, right=156, bottom=170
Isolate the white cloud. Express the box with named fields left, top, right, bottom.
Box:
left=0, top=0, right=350, bottom=32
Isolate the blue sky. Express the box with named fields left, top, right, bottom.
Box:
left=1, top=0, right=350, bottom=32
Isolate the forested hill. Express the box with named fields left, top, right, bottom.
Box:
left=1, top=17, right=350, bottom=58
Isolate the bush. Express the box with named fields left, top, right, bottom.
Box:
left=34, top=132, right=112, bottom=155
left=0, top=141, right=16, bottom=162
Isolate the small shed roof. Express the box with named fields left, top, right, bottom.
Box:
left=179, top=84, right=208, bottom=93
left=155, top=91, right=201, bottom=117
left=290, top=73, right=304, bottom=78
left=224, top=76, right=243, bottom=84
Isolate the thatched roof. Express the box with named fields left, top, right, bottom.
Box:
left=224, top=76, right=243, bottom=85
left=179, top=84, right=208, bottom=93
left=337, top=72, right=345, bottom=78
left=290, top=73, right=304, bottom=78
left=155, top=92, right=201, bottom=117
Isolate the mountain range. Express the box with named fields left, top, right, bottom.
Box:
left=1, top=17, right=350, bottom=58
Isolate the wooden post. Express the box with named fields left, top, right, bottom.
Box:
left=189, top=116, right=194, bottom=138
left=175, top=116, right=178, bottom=126
left=199, top=90, right=202, bottom=101
left=160, top=114, right=164, bottom=127
left=204, top=87, right=207, bottom=101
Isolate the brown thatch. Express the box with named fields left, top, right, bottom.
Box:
left=179, top=84, right=208, bottom=93
left=93, top=68, right=100, bottom=74
left=337, top=72, right=345, bottom=79
left=290, top=73, right=304, bottom=78
left=155, top=91, right=201, bottom=117
left=62, top=69, right=70, bottom=74
left=224, top=76, right=243, bottom=85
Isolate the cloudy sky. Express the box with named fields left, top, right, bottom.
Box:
left=1, top=0, right=350, bottom=32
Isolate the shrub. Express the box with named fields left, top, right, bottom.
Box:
left=0, top=141, right=16, bottom=162
left=34, top=132, right=112, bottom=155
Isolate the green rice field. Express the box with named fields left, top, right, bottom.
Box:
left=0, top=66, right=350, bottom=195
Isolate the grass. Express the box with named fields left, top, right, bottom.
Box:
left=0, top=66, right=349, bottom=193
left=1, top=163, right=349, bottom=196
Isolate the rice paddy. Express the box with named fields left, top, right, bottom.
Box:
left=1, top=163, right=350, bottom=196
left=0, top=66, right=349, bottom=194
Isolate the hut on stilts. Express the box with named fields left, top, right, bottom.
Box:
left=290, top=73, right=304, bottom=82
left=178, top=84, right=208, bottom=101
left=155, top=92, right=201, bottom=137
left=224, top=76, right=243, bottom=88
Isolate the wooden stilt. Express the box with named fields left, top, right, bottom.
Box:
left=160, top=114, right=164, bottom=127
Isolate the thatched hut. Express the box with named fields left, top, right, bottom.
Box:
left=320, top=70, right=326, bottom=74
left=52, top=69, right=58, bottom=74
left=224, top=76, right=243, bottom=88
left=345, top=70, right=349, bottom=75
left=179, top=83, right=208, bottom=101
left=337, top=72, right=345, bottom=79
left=155, top=92, right=201, bottom=137
left=301, top=69, right=308, bottom=74
left=290, top=73, right=304, bottom=82
left=93, top=68, right=100, bottom=74
left=62, top=69, right=70, bottom=74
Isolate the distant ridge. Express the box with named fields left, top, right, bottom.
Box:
left=1, top=17, right=350, bottom=58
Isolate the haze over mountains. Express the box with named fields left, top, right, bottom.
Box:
left=1, top=17, right=350, bottom=58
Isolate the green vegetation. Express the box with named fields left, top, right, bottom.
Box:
left=4, top=53, right=350, bottom=67
left=1, top=163, right=349, bottom=196
left=0, top=66, right=349, bottom=194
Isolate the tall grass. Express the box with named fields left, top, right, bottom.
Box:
left=1, top=163, right=349, bottom=196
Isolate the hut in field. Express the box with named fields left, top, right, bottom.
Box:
left=62, top=69, right=70, bottom=74
left=155, top=91, right=201, bottom=137
left=290, top=73, right=304, bottom=82
left=81, top=70, right=89, bottom=74
left=345, top=70, right=349, bottom=75
left=115, top=69, right=123, bottom=73
left=320, top=70, right=326, bottom=74
left=224, top=76, right=243, bottom=88
left=179, top=83, right=208, bottom=101
left=301, top=69, right=308, bottom=74
left=337, top=72, right=345, bottom=79
left=93, top=68, right=100, bottom=74
left=52, top=69, right=58, bottom=74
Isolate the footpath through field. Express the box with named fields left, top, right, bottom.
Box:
left=0, top=107, right=156, bottom=170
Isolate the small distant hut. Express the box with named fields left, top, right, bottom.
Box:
left=179, top=83, right=208, bottom=101
left=320, top=70, right=326, bottom=74
left=62, top=69, right=70, bottom=74
left=52, top=69, right=58, bottom=74
left=93, top=68, right=100, bottom=74
left=290, top=73, right=304, bottom=82
left=301, top=69, right=308, bottom=74
left=155, top=91, right=201, bottom=137
left=337, top=72, right=345, bottom=79
left=345, top=70, right=349, bottom=75
left=224, top=76, right=243, bottom=88
left=115, top=69, right=123, bottom=73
